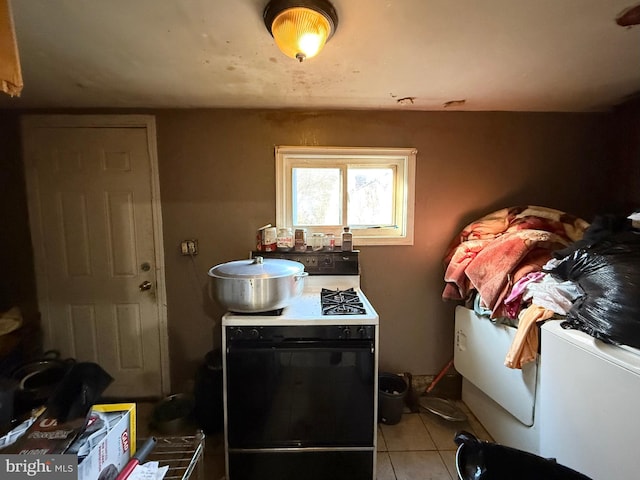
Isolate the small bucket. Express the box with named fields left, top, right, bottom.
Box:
left=378, top=373, right=407, bottom=425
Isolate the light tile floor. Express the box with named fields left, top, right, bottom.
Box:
left=376, top=401, right=493, bottom=480
left=136, top=400, right=492, bottom=480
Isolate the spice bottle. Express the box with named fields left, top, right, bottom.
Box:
left=294, top=228, right=307, bottom=252
left=341, top=227, right=353, bottom=251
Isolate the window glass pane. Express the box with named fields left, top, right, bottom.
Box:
left=293, top=167, right=341, bottom=225
left=277, top=147, right=415, bottom=245
left=347, top=168, right=394, bottom=225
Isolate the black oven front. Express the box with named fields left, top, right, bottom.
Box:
left=224, top=324, right=377, bottom=480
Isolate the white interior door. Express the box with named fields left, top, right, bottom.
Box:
left=22, top=115, right=169, bottom=398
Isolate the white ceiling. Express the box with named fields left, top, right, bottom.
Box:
left=2, top=0, right=640, bottom=112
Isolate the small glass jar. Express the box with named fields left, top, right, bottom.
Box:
left=311, top=233, right=326, bottom=251
left=276, top=227, right=293, bottom=251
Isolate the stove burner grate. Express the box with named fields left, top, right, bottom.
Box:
left=321, top=288, right=366, bottom=315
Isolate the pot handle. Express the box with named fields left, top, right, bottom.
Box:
left=454, top=430, right=481, bottom=447
left=295, top=272, right=309, bottom=282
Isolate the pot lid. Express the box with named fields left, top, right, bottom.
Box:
left=420, top=396, right=468, bottom=422
left=208, top=256, right=304, bottom=279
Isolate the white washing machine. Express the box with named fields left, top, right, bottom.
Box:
left=539, top=321, right=640, bottom=480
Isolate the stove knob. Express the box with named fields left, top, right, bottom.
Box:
left=230, top=328, right=243, bottom=339
left=358, top=327, right=367, bottom=338
left=343, top=327, right=352, bottom=338
left=249, top=328, right=260, bottom=338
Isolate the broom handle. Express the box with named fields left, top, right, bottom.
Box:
left=425, top=358, right=454, bottom=394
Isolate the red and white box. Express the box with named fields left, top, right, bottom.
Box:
left=75, top=403, right=136, bottom=480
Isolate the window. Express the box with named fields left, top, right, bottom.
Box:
left=275, top=146, right=416, bottom=246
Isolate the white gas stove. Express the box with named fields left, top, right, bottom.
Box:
left=221, top=250, right=380, bottom=480
left=222, top=274, right=379, bottom=327
left=223, top=250, right=379, bottom=327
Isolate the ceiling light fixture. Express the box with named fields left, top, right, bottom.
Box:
left=263, top=0, right=338, bottom=62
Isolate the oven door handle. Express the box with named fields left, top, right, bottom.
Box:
left=227, top=340, right=374, bottom=354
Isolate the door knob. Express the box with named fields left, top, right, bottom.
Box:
left=139, top=281, right=153, bottom=291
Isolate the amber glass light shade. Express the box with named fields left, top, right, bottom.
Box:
left=271, top=7, right=330, bottom=61
left=264, top=0, right=338, bottom=62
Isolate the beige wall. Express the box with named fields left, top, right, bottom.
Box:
left=154, top=109, right=615, bottom=389
left=0, top=112, right=36, bottom=313
left=611, top=98, right=640, bottom=209
left=3, top=107, right=633, bottom=392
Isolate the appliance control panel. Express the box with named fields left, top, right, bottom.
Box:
left=226, top=324, right=376, bottom=341
left=251, top=250, right=360, bottom=275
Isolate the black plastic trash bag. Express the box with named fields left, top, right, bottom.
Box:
left=549, top=229, right=640, bottom=348
left=454, top=431, right=592, bottom=480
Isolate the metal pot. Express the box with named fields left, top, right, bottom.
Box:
left=11, top=350, right=75, bottom=411
left=151, top=393, right=195, bottom=434
left=208, top=256, right=308, bottom=313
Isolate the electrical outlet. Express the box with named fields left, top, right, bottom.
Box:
left=180, top=239, right=198, bottom=256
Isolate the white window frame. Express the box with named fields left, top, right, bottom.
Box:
left=275, top=146, right=417, bottom=246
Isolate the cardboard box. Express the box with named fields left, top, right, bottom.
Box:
left=0, top=403, right=136, bottom=479
left=3, top=409, right=90, bottom=455
left=75, top=403, right=136, bottom=480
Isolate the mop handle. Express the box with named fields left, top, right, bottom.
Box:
left=425, top=358, right=454, bottom=394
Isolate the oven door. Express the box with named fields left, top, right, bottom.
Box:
left=225, top=337, right=376, bottom=449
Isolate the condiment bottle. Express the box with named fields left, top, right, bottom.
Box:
left=256, top=224, right=272, bottom=251
left=341, top=227, right=353, bottom=251
left=277, top=227, right=293, bottom=251
left=294, top=228, right=307, bottom=252
left=262, top=227, right=277, bottom=252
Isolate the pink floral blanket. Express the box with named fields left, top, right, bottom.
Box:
left=443, top=206, right=589, bottom=318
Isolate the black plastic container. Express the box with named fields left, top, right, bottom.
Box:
left=378, top=373, right=407, bottom=425
left=454, top=431, right=593, bottom=480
